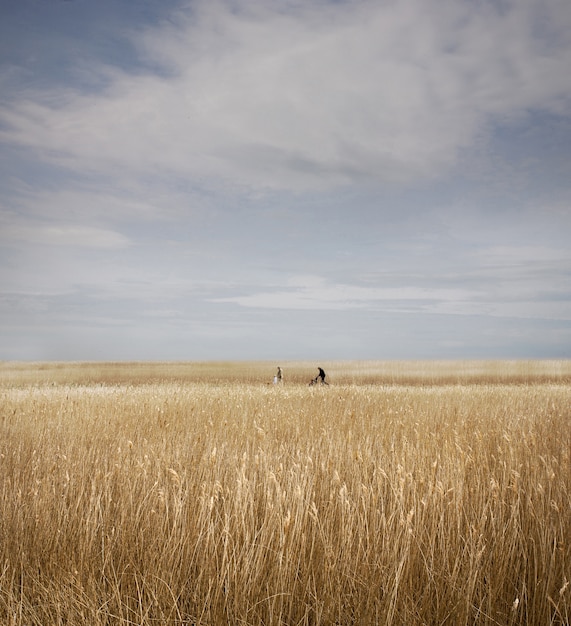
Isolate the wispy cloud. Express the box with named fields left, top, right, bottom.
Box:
left=3, top=221, right=130, bottom=249
left=214, top=247, right=571, bottom=321
left=213, top=273, right=479, bottom=312
left=2, top=0, right=571, bottom=191
left=1, top=0, right=571, bottom=359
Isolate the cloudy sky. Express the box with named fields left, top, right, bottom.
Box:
left=1, top=0, right=571, bottom=361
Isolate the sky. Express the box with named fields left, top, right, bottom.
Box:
left=1, top=0, right=571, bottom=361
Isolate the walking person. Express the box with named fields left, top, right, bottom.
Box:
left=274, top=366, right=283, bottom=384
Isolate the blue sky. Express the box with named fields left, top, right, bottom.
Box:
left=1, top=0, right=570, bottom=361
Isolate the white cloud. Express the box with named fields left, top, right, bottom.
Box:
left=1, top=218, right=130, bottom=249
left=213, top=256, right=571, bottom=322
left=2, top=0, right=571, bottom=191
left=213, top=276, right=481, bottom=311
left=1, top=0, right=571, bottom=360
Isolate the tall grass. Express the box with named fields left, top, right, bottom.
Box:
left=2, top=359, right=570, bottom=386
left=0, top=362, right=570, bottom=624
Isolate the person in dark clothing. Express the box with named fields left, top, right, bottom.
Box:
left=310, top=367, right=329, bottom=385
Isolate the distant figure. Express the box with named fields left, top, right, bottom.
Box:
left=274, top=366, right=283, bottom=384
left=310, top=366, right=328, bottom=385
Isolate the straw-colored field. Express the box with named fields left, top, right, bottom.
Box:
left=1, top=361, right=570, bottom=625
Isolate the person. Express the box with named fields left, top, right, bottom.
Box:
left=310, top=367, right=328, bottom=385
left=274, top=366, right=283, bottom=384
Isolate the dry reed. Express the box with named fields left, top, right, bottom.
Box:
left=0, top=361, right=569, bottom=625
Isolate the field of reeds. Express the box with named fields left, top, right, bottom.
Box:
left=1, top=360, right=570, bottom=625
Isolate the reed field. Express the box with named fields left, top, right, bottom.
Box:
left=0, top=361, right=570, bottom=625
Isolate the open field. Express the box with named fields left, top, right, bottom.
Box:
left=2, top=359, right=571, bottom=387
left=1, top=361, right=570, bottom=625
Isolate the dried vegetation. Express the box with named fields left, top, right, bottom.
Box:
left=0, top=361, right=570, bottom=625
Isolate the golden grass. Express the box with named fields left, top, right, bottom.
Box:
left=1, top=361, right=570, bottom=625
left=1, top=359, right=570, bottom=386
